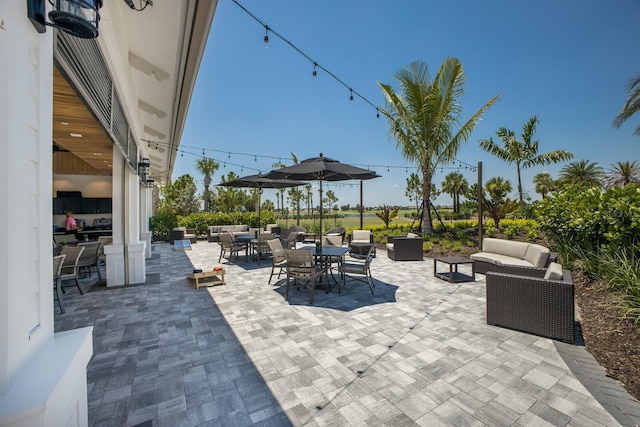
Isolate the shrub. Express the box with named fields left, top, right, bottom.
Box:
left=149, top=209, right=178, bottom=241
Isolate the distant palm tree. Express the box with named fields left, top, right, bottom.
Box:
left=379, top=58, right=502, bottom=233
left=304, top=184, right=313, bottom=216
left=558, top=160, right=604, bottom=188
left=532, top=172, right=557, bottom=198
left=479, top=116, right=573, bottom=203
left=195, top=157, right=219, bottom=212
left=441, top=172, right=469, bottom=213
left=612, top=73, right=640, bottom=137
left=604, top=160, right=640, bottom=188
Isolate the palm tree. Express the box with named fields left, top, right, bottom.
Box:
left=532, top=172, right=557, bottom=199
left=195, top=158, right=219, bottom=212
left=304, top=184, right=313, bottom=216
left=479, top=116, right=573, bottom=203
left=379, top=58, right=502, bottom=233
left=558, top=160, right=604, bottom=188
left=604, top=160, right=640, bottom=188
left=441, top=172, right=469, bottom=213
left=613, top=73, right=640, bottom=136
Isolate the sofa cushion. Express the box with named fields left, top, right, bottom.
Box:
left=482, top=238, right=528, bottom=259
left=544, top=262, right=564, bottom=280
left=407, top=232, right=420, bottom=239
left=524, top=244, right=551, bottom=268
left=470, top=252, right=534, bottom=267
left=386, top=243, right=394, bottom=251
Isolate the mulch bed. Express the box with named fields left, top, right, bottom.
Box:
left=380, top=230, right=640, bottom=402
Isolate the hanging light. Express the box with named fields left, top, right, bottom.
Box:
left=137, top=158, right=150, bottom=176
left=312, top=62, right=317, bottom=78
left=264, top=26, right=269, bottom=47
left=28, top=0, right=103, bottom=39
left=349, top=89, right=354, bottom=103
left=376, top=108, right=380, bottom=120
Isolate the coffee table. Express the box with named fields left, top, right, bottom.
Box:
left=434, top=256, right=475, bottom=283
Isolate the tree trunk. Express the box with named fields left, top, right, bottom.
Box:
left=421, top=171, right=433, bottom=234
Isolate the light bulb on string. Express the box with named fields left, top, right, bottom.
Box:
left=181, top=151, right=183, bottom=158
left=264, top=26, right=269, bottom=47
left=312, top=62, right=317, bottom=79
left=387, top=166, right=390, bottom=172
left=202, top=149, right=205, bottom=157
left=376, top=108, right=380, bottom=120
left=349, top=89, right=354, bottom=103
left=155, top=143, right=158, bottom=150
left=228, top=153, right=231, bottom=159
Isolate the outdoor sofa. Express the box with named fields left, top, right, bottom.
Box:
left=386, top=233, right=423, bottom=261
left=485, top=263, right=575, bottom=344
left=470, top=237, right=556, bottom=274
left=207, top=225, right=250, bottom=242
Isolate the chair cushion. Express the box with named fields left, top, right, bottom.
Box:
left=352, top=230, right=371, bottom=242
left=523, top=244, right=551, bottom=268
left=470, top=253, right=534, bottom=267
left=544, top=262, right=564, bottom=280
left=407, top=232, right=420, bottom=239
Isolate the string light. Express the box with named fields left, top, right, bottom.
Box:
left=264, top=26, right=269, bottom=47
left=312, top=62, right=317, bottom=78
left=231, top=0, right=382, bottom=118
left=349, top=89, right=354, bottom=103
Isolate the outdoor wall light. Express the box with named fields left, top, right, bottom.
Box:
left=27, top=0, right=103, bottom=39
left=146, top=178, right=155, bottom=188
left=137, top=158, right=150, bottom=176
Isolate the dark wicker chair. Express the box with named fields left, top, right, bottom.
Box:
left=485, top=264, right=575, bottom=344
left=386, top=236, right=423, bottom=261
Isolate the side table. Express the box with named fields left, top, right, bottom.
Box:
left=433, top=257, right=475, bottom=283
left=187, top=269, right=226, bottom=289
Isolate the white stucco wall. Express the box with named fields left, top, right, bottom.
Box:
left=0, top=2, right=93, bottom=426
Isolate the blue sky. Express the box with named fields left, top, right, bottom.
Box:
left=174, top=0, right=640, bottom=208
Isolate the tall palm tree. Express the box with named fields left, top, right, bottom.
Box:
left=479, top=116, right=573, bottom=203
left=441, top=172, right=468, bottom=213
left=379, top=58, right=502, bottom=233
left=613, top=73, right=640, bottom=136
left=604, top=160, right=640, bottom=188
left=195, top=157, right=219, bottom=212
left=532, top=172, right=556, bottom=199
left=304, top=184, right=313, bottom=216
left=558, top=160, right=604, bottom=188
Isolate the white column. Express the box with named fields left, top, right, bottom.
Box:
left=125, top=169, right=145, bottom=283
left=0, top=2, right=92, bottom=426
left=105, top=146, right=125, bottom=286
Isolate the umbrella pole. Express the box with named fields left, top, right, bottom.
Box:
left=319, top=180, right=323, bottom=237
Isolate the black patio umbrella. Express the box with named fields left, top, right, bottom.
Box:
left=217, top=173, right=305, bottom=228
left=264, top=153, right=381, bottom=234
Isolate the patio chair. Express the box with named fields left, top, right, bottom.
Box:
left=77, top=241, right=102, bottom=281
left=267, top=238, right=287, bottom=284
left=97, top=236, right=112, bottom=268
left=338, top=243, right=376, bottom=295
left=53, top=254, right=66, bottom=314
left=218, top=231, right=247, bottom=263
left=254, top=232, right=276, bottom=263
left=485, top=263, right=575, bottom=344
left=325, top=226, right=346, bottom=244
left=281, top=230, right=298, bottom=250
left=59, top=245, right=86, bottom=295
left=348, top=229, right=375, bottom=257
left=322, top=235, right=343, bottom=247
left=54, top=234, right=77, bottom=246
left=284, top=249, right=324, bottom=304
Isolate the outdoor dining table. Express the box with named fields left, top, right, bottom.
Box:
left=300, top=245, right=350, bottom=288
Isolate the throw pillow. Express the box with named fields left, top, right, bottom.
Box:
left=543, top=262, right=563, bottom=280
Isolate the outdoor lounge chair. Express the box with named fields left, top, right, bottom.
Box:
left=284, top=249, right=324, bottom=304
left=325, top=226, right=346, bottom=244
left=386, top=234, right=423, bottom=261
left=348, top=229, right=375, bottom=257
left=485, top=263, right=575, bottom=344
left=77, top=241, right=102, bottom=281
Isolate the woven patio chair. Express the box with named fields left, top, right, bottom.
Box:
left=267, top=238, right=287, bottom=284
left=218, top=231, right=247, bottom=263
left=284, top=249, right=324, bottom=304
left=53, top=254, right=66, bottom=314
left=338, top=243, right=376, bottom=295
left=59, top=245, right=86, bottom=295
left=77, top=241, right=102, bottom=280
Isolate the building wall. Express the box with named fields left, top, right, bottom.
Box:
left=0, top=2, right=92, bottom=426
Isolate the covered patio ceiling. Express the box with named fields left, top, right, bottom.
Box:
left=52, top=0, right=217, bottom=183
